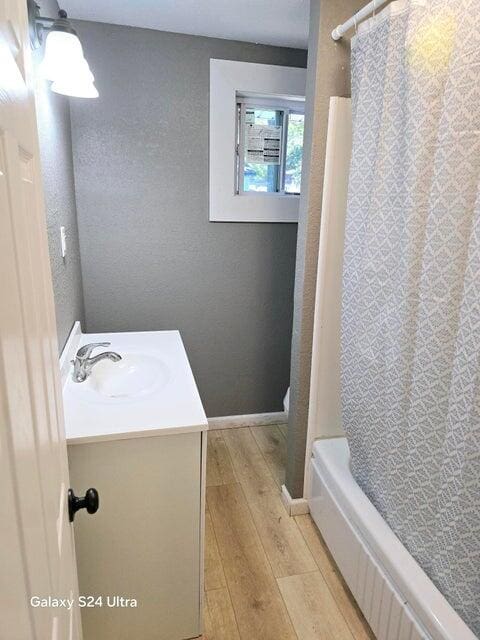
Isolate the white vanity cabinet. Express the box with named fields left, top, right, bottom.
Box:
left=68, top=431, right=206, bottom=640
left=61, top=327, right=208, bottom=640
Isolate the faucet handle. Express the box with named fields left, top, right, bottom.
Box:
left=76, top=342, right=111, bottom=360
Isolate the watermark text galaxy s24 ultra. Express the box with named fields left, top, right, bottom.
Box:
left=30, top=595, right=138, bottom=609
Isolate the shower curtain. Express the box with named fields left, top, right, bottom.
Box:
left=341, top=0, right=479, bottom=634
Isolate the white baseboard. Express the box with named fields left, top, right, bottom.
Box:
left=281, top=484, right=309, bottom=516
left=208, top=412, right=286, bottom=431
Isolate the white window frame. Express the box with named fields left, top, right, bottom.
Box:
left=209, top=59, right=306, bottom=223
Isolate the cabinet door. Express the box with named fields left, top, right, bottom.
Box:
left=68, top=432, right=202, bottom=640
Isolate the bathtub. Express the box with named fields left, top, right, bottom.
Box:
left=309, top=438, right=477, bottom=640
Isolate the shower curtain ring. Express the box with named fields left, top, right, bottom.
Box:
left=373, top=0, right=377, bottom=16
left=353, top=14, right=358, bottom=33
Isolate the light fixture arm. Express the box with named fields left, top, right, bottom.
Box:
left=27, top=0, right=76, bottom=49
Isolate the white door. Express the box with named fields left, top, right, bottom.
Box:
left=0, top=1, right=81, bottom=639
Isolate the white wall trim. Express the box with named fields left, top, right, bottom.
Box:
left=304, top=97, right=352, bottom=498
left=209, top=58, right=306, bottom=223
left=208, top=411, right=286, bottom=430
left=280, top=484, right=309, bottom=516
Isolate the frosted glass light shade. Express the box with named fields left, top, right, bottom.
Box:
left=41, top=29, right=99, bottom=98
left=40, top=31, right=84, bottom=81
left=51, top=78, right=99, bottom=98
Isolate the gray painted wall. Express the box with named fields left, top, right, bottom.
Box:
left=286, top=0, right=367, bottom=498
left=70, top=22, right=306, bottom=417
left=34, top=0, right=85, bottom=352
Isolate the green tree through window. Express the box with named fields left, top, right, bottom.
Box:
left=239, top=105, right=304, bottom=195
left=285, top=113, right=304, bottom=194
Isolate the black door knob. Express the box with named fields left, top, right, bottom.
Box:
left=68, top=487, right=99, bottom=522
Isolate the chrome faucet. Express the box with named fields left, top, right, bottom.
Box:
left=72, top=342, right=122, bottom=383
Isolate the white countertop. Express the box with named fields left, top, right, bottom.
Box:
left=61, top=325, right=208, bottom=444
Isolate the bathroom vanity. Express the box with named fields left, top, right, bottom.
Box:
left=61, top=325, right=208, bottom=640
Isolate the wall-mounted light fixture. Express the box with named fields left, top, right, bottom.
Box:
left=27, top=0, right=98, bottom=98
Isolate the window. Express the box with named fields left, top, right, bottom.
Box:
left=285, top=112, right=305, bottom=194
left=209, top=59, right=306, bottom=223
left=236, top=98, right=305, bottom=196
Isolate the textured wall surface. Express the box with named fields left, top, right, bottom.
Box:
left=286, top=0, right=367, bottom=498
left=33, top=0, right=85, bottom=352
left=70, top=22, right=306, bottom=417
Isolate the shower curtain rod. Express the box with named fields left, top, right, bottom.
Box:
left=331, top=0, right=390, bottom=40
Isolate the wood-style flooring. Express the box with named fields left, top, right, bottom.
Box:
left=202, top=425, right=374, bottom=640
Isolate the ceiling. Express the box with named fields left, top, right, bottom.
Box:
left=61, top=0, right=310, bottom=49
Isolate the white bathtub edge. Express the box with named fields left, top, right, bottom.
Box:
left=309, top=437, right=476, bottom=640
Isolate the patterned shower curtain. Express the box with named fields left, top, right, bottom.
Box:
left=341, top=0, right=479, bottom=634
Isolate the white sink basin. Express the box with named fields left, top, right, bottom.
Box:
left=86, top=353, right=169, bottom=400
left=61, top=328, right=208, bottom=444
